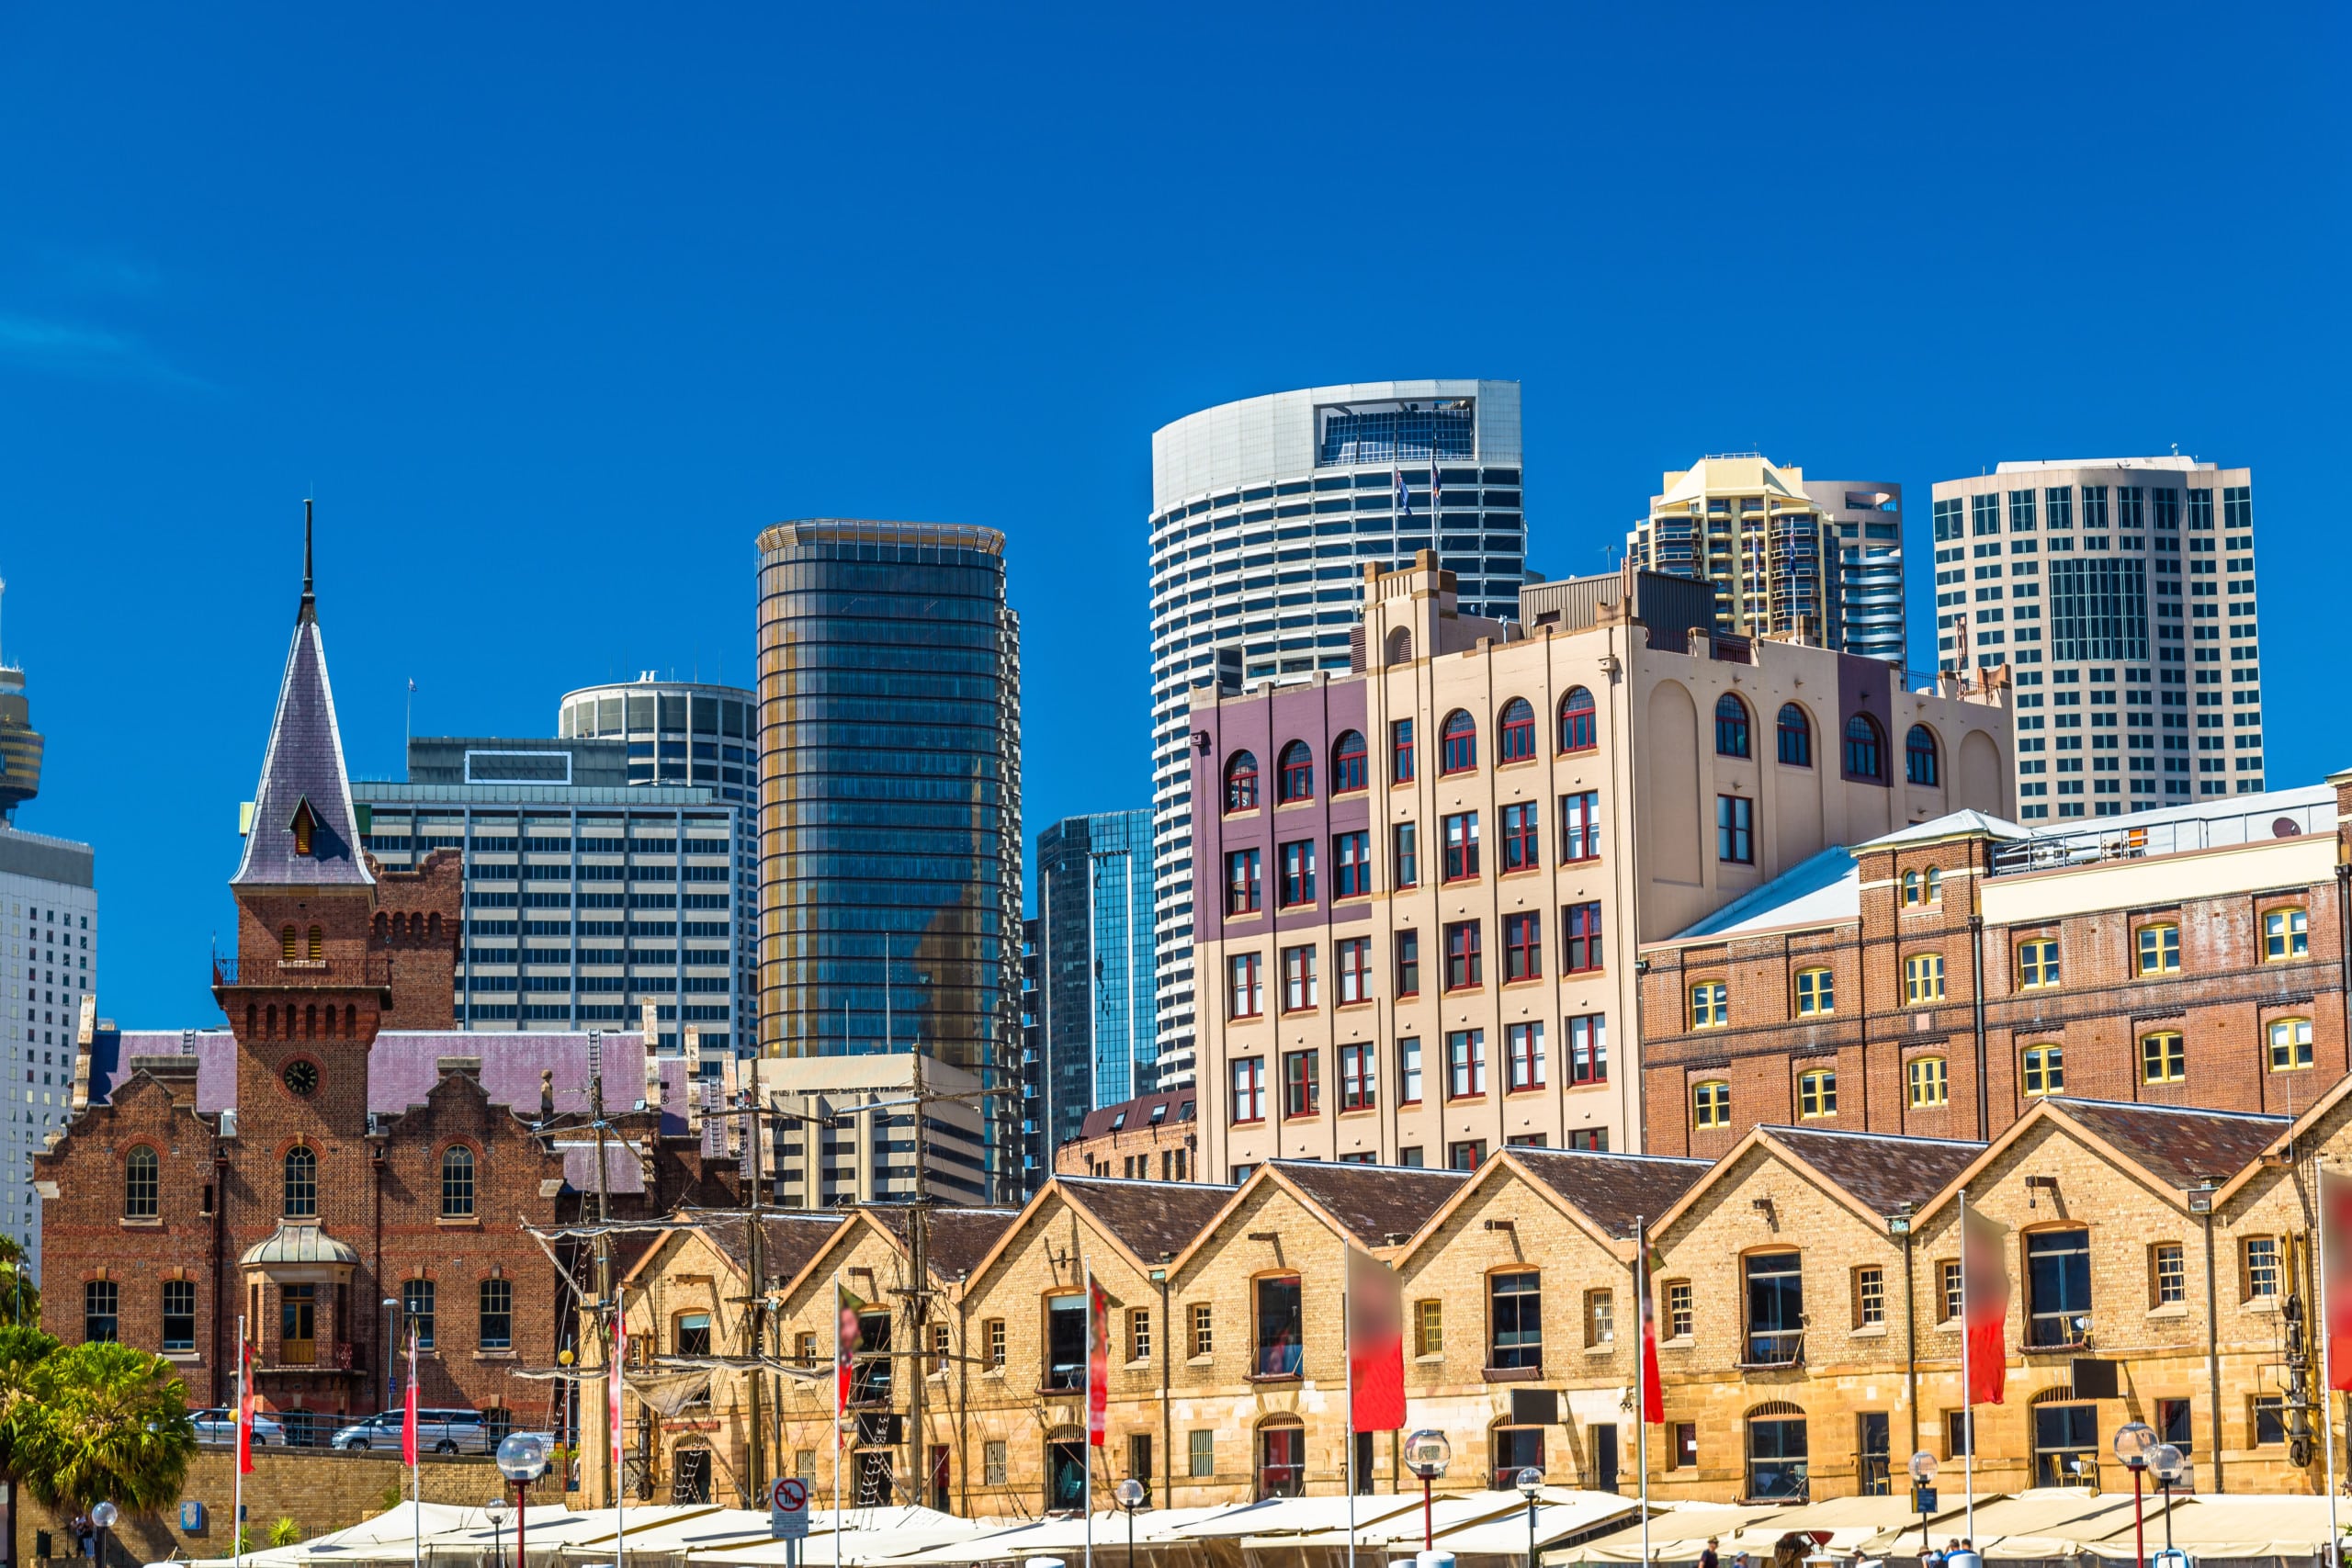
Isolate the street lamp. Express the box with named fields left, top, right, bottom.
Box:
left=90, top=1500, right=118, bottom=1568
left=1115, top=1476, right=1147, bottom=1568
left=484, top=1493, right=511, bottom=1568
left=1403, top=1430, right=1451, bottom=1552
left=1515, top=1466, right=1544, bottom=1568
left=2149, top=1444, right=2187, bottom=1556
left=496, top=1433, right=552, bottom=1568
left=2112, top=1420, right=2157, bottom=1568
left=1905, top=1451, right=1939, bottom=1554
left=381, top=1298, right=400, bottom=1415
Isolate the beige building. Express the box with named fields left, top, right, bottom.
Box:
left=1186, top=558, right=2013, bottom=1170
left=1928, top=457, right=2261, bottom=822
left=742, top=1052, right=990, bottom=1207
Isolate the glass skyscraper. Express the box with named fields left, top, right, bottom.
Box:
left=755, top=520, right=1023, bottom=1195
left=1034, top=809, right=1155, bottom=1157
left=1147, top=380, right=1526, bottom=1089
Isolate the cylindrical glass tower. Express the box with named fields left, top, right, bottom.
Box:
left=755, top=520, right=1023, bottom=1189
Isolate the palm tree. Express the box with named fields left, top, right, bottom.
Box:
left=0, top=1326, right=61, bottom=1568
left=13, top=1341, right=198, bottom=1517
left=0, top=1236, right=40, bottom=1328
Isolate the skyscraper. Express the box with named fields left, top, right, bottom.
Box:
left=1034, top=809, right=1156, bottom=1157
left=1148, top=380, right=1527, bottom=1089
left=1930, top=458, right=2259, bottom=820
left=756, top=520, right=1023, bottom=1197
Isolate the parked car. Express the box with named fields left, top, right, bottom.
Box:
left=191, top=1408, right=286, bottom=1447
left=330, top=1408, right=490, bottom=1454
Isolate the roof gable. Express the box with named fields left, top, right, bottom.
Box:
left=1915, top=1098, right=2286, bottom=1224
left=232, top=613, right=370, bottom=888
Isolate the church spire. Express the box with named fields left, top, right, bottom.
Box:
left=300, top=497, right=316, bottom=625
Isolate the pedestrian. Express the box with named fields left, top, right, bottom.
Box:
left=1701, top=1539, right=1720, bottom=1568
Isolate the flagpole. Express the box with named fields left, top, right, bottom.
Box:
left=613, top=1290, right=627, bottom=1568
left=833, top=1273, right=843, bottom=1568
left=1959, top=1188, right=1973, bottom=1543
left=2320, top=1154, right=2340, bottom=1565
left=234, top=1314, right=246, bottom=1568
left=1344, top=1282, right=1355, bottom=1568
left=1635, top=1219, right=1649, bottom=1568
left=407, top=1326, right=420, bottom=1568
left=1084, top=1262, right=1094, bottom=1568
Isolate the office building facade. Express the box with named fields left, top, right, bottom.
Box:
left=557, top=676, right=760, bottom=805
left=1148, top=381, right=1529, bottom=1094
left=1805, top=478, right=1905, bottom=664
left=1190, top=557, right=2014, bottom=1171
left=756, top=520, right=1023, bottom=1200
left=1035, top=809, right=1157, bottom=1156
left=354, top=734, right=756, bottom=1068
left=1931, top=458, right=2260, bottom=820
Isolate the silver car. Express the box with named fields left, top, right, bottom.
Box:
left=330, top=1408, right=489, bottom=1454
left=191, top=1407, right=286, bottom=1447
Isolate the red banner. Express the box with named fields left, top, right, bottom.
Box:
left=1637, top=1279, right=1664, bottom=1425
left=2324, top=1170, right=2352, bottom=1392
left=1087, top=1275, right=1109, bottom=1448
left=837, top=1282, right=865, bottom=1411
left=235, top=1339, right=255, bottom=1476
left=1963, top=1206, right=2010, bottom=1405
left=401, top=1328, right=419, bottom=1466
left=1346, top=1248, right=1405, bottom=1432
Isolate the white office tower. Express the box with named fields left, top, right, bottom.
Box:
left=1931, top=458, right=2260, bottom=820
left=1145, top=380, right=1527, bottom=1089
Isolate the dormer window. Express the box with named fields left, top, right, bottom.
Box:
left=290, top=799, right=319, bottom=858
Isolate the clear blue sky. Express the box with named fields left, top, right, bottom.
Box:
left=2, top=4, right=2344, bottom=1027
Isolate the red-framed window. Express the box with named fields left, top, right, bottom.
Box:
left=1340, top=1043, right=1374, bottom=1111
left=1230, top=1057, right=1265, bottom=1123
left=1714, top=694, right=1751, bottom=758
left=1227, top=953, right=1263, bottom=1019
left=1332, top=730, right=1368, bottom=794
left=1224, top=750, right=1260, bottom=812
left=1399, top=1037, right=1423, bottom=1104
left=1279, top=840, right=1316, bottom=907
left=1336, top=937, right=1373, bottom=1003
left=1566, top=1129, right=1607, bottom=1152
left=1446, top=1029, right=1487, bottom=1099
left=1334, top=831, right=1372, bottom=898
left=1564, top=903, right=1603, bottom=974
left=1502, top=801, right=1540, bottom=872
left=1281, top=944, right=1317, bottom=1012
left=1444, top=920, right=1483, bottom=991
left=1440, top=711, right=1478, bottom=775
left=1498, top=698, right=1536, bottom=762
left=1845, top=714, right=1885, bottom=780
left=1561, top=791, right=1600, bottom=863
left=1391, top=719, right=1415, bottom=784
left=1443, top=811, right=1480, bottom=882
left=1507, top=1021, right=1545, bottom=1091
left=1504, top=912, right=1542, bottom=982
left=1226, top=849, right=1261, bottom=915
left=1396, top=931, right=1421, bottom=998
left=1568, top=1014, right=1607, bottom=1085
left=1559, top=687, right=1598, bottom=752
left=1776, top=705, right=1812, bottom=767
left=1277, top=740, right=1315, bottom=803
left=1393, top=823, right=1419, bottom=888
left=1283, top=1049, right=1318, bottom=1118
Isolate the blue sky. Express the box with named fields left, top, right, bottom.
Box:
left=1, top=4, right=2344, bottom=1027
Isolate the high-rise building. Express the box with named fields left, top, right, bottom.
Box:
left=1148, top=381, right=1528, bottom=1092
left=352, top=733, right=756, bottom=1068
left=1930, top=458, right=2260, bottom=820
left=0, top=578, right=96, bottom=1271
left=756, top=520, right=1023, bottom=1201
left=1018, top=917, right=1044, bottom=1194
left=1034, top=809, right=1156, bottom=1158
left=557, top=676, right=760, bottom=805
left=1624, top=455, right=1904, bottom=662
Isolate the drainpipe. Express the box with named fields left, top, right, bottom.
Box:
left=1900, top=1220, right=1919, bottom=1458
left=1968, top=914, right=1989, bottom=1140
left=2202, top=1203, right=2226, bottom=1494
left=2335, top=865, right=2349, bottom=1073
left=1156, top=1268, right=1173, bottom=1506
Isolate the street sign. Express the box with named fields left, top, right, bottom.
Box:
left=770, top=1477, right=809, bottom=1540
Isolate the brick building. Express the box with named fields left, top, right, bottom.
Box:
left=1637, top=776, right=2348, bottom=1156
left=1054, top=1088, right=1198, bottom=1179
left=32, top=550, right=729, bottom=1436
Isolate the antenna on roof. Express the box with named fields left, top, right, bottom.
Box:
left=298, top=498, right=317, bottom=625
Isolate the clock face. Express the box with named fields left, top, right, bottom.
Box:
left=282, top=1060, right=320, bottom=1098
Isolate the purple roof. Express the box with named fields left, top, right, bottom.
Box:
left=101, top=1028, right=695, bottom=1136
left=231, top=613, right=371, bottom=888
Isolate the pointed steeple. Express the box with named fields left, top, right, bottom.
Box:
left=232, top=502, right=370, bottom=887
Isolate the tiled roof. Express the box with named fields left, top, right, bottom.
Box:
left=1764, top=1126, right=1984, bottom=1214
left=232, top=615, right=372, bottom=888
left=2051, top=1099, right=2289, bottom=1190
left=1506, top=1148, right=1711, bottom=1239
left=1076, top=1089, right=1197, bottom=1142
left=1057, top=1177, right=1234, bottom=1264
left=703, top=1213, right=850, bottom=1287
left=1271, top=1160, right=1468, bottom=1246
left=866, top=1206, right=1025, bottom=1280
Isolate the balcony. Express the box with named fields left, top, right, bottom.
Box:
left=1739, top=1330, right=1804, bottom=1370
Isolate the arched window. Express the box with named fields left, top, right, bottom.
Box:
left=1558, top=687, right=1597, bottom=753
left=1223, top=751, right=1260, bottom=813
left=1256, top=1417, right=1305, bottom=1499
left=1776, top=705, right=1812, bottom=767
left=440, top=1145, right=477, bottom=1218
left=1692, top=1079, right=1730, bottom=1129
left=1844, top=714, right=1885, bottom=780
left=125, top=1147, right=159, bottom=1219
left=1714, top=694, right=1751, bottom=758
left=1277, top=741, right=1315, bottom=804
left=1385, top=627, right=1414, bottom=666
left=280, top=925, right=298, bottom=962
left=283, top=1145, right=318, bottom=1217
left=345, top=1004, right=358, bottom=1036
left=1440, top=711, right=1478, bottom=775
left=307, top=925, right=324, bottom=962
left=1690, top=981, right=1727, bottom=1029
left=1901, top=871, right=1922, bottom=907
left=1745, top=1403, right=1809, bottom=1501
left=1497, top=699, right=1536, bottom=763
left=2022, top=1044, right=2064, bottom=1098
left=1330, top=731, right=1368, bottom=794
left=1926, top=868, right=1943, bottom=903
left=1905, top=725, right=1939, bottom=785
left=373, top=913, right=388, bottom=941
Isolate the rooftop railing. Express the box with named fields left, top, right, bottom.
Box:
left=1988, top=801, right=2333, bottom=876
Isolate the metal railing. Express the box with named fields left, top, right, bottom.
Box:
left=1989, top=800, right=2332, bottom=877
left=1740, top=1330, right=1804, bottom=1369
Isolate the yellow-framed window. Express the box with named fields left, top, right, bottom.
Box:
left=1797, top=1068, right=1837, bottom=1119
left=2021, top=1043, right=2064, bottom=1097
left=2264, top=908, right=2308, bottom=962
left=1794, top=966, right=1834, bottom=1017
left=2140, top=1031, right=2186, bottom=1085
left=1692, top=1079, right=1731, bottom=1129
left=1690, top=981, right=1727, bottom=1029
left=1907, top=1055, right=1949, bottom=1108
left=2268, top=1017, right=2313, bottom=1073
left=2017, top=938, right=2061, bottom=989
left=1904, top=953, right=1945, bottom=1004
left=2136, top=922, right=2180, bottom=976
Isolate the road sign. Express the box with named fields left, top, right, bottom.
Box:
left=770, top=1477, right=809, bottom=1540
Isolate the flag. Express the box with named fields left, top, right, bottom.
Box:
left=235, top=1337, right=256, bottom=1476
left=1393, top=465, right=1409, bottom=519
left=1963, top=1205, right=2010, bottom=1405
left=610, top=1310, right=628, bottom=1470
left=837, top=1281, right=866, bottom=1410
left=401, top=1326, right=419, bottom=1465
left=1086, top=1273, right=1109, bottom=1448
left=1637, top=1275, right=1664, bottom=1425
left=1346, top=1247, right=1405, bottom=1432
left=2324, top=1170, right=2352, bottom=1391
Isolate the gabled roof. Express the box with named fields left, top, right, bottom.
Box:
left=861, top=1204, right=1025, bottom=1280
left=1272, top=1160, right=1470, bottom=1246
left=1077, top=1089, right=1196, bottom=1142
left=1503, top=1147, right=1712, bottom=1240
left=1052, top=1176, right=1234, bottom=1267
left=701, top=1213, right=849, bottom=1288
left=1650, top=1124, right=1986, bottom=1239
left=1914, top=1097, right=2287, bottom=1224
left=1857, top=809, right=2030, bottom=850
left=232, top=605, right=370, bottom=888
left=2214, top=1068, right=2352, bottom=1204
